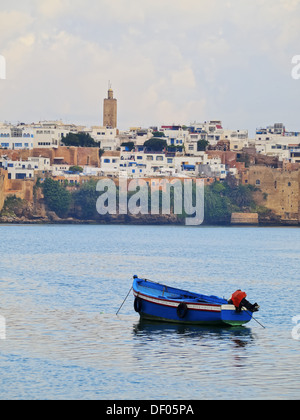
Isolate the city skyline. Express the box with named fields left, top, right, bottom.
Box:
left=0, top=0, right=300, bottom=136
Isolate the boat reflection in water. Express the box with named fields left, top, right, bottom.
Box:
left=133, top=318, right=254, bottom=350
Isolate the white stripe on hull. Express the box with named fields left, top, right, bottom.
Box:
left=133, top=290, right=222, bottom=313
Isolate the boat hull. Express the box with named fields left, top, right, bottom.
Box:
left=133, top=279, right=252, bottom=326
left=133, top=288, right=252, bottom=327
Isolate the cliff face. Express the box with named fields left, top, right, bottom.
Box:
left=1, top=170, right=300, bottom=225
left=0, top=184, right=183, bottom=225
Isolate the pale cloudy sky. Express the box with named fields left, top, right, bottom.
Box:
left=0, top=0, right=299, bottom=135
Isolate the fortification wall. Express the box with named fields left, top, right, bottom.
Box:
left=0, top=147, right=100, bottom=167
left=231, top=213, right=259, bottom=224
left=5, top=179, right=34, bottom=202
left=247, top=165, right=300, bottom=222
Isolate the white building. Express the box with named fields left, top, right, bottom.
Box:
left=185, top=132, right=207, bottom=156
left=0, top=156, right=50, bottom=179
left=100, top=150, right=212, bottom=178
left=222, top=129, right=249, bottom=150
left=188, top=121, right=248, bottom=151
left=127, top=128, right=153, bottom=147
left=27, top=156, right=51, bottom=171
left=198, top=155, right=227, bottom=179
left=189, top=121, right=223, bottom=146
left=0, top=125, right=34, bottom=149
left=0, top=121, right=71, bottom=150
left=160, top=125, right=189, bottom=147
left=100, top=152, right=121, bottom=176
left=89, top=126, right=119, bottom=151
left=255, top=123, right=300, bottom=161
left=289, top=147, right=300, bottom=164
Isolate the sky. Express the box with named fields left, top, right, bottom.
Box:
left=0, top=0, right=300, bottom=136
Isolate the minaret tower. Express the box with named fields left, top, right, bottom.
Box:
left=103, top=81, right=117, bottom=128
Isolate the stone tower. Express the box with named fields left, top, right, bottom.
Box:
left=103, top=83, right=117, bottom=128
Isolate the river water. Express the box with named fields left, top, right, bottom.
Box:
left=0, top=224, right=299, bottom=400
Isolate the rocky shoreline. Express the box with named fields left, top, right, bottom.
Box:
left=0, top=212, right=297, bottom=226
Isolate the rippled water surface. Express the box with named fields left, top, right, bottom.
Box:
left=0, top=224, right=299, bottom=399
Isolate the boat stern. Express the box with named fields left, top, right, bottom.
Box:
left=221, top=304, right=252, bottom=326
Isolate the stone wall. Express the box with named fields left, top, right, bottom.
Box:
left=231, top=212, right=259, bottom=224
left=6, top=178, right=34, bottom=202
left=0, top=168, right=34, bottom=209
left=246, top=165, right=300, bottom=223
left=77, top=147, right=100, bottom=167
left=0, top=146, right=100, bottom=167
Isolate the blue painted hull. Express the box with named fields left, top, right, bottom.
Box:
left=133, top=277, right=252, bottom=327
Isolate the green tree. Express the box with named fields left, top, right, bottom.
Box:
left=143, top=137, right=167, bottom=151
left=223, top=179, right=255, bottom=208
left=197, top=139, right=209, bottom=151
left=69, top=165, right=83, bottom=173
left=42, top=178, right=71, bottom=218
left=204, top=186, right=231, bottom=224
left=73, top=180, right=99, bottom=220
left=203, top=179, right=260, bottom=224
left=121, top=141, right=135, bottom=151
left=151, top=131, right=165, bottom=137
left=62, top=132, right=99, bottom=148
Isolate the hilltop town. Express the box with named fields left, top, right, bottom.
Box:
left=0, top=88, right=300, bottom=225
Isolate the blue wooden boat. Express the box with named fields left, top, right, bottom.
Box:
left=132, top=276, right=253, bottom=327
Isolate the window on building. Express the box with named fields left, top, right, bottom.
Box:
left=256, top=179, right=261, bottom=185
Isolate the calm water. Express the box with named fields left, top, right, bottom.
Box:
left=0, top=224, right=299, bottom=400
